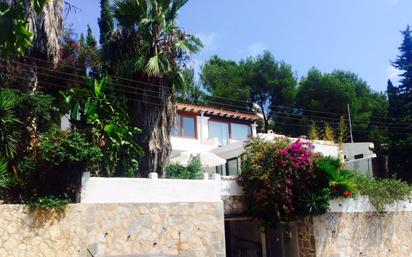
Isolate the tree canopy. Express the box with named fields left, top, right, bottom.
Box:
left=200, top=51, right=297, bottom=132
left=296, top=68, right=388, bottom=140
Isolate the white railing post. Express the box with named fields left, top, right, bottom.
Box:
left=149, top=172, right=158, bottom=179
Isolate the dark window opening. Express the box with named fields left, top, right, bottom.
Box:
left=354, top=154, right=364, bottom=160
left=171, top=113, right=197, bottom=138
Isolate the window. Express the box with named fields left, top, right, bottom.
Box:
left=231, top=123, right=251, bottom=140
left=354, top=154, right=364, bottom=160
left=171, top=114, right=197, bottom=138
left=171, top=115, right=182, bottom=136
left=215, top=158, right=239, bottom=176
left=216, top=165, right=223, bottom=175
left=209, top=121, right=229, bottom=146
left=183, top=116, right=196, bottom=137
left=208, top=120, right=252, bottom=146
left=226, top=158, right=239, bottom=176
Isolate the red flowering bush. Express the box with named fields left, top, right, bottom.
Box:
left=238, top=138, right=356, bottom=225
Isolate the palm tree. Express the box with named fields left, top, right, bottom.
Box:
left=110, top=0, right=202, bottom=176
left=0, top=0, right=64, bottom=88
left=28, top=0, right=64, bottom=64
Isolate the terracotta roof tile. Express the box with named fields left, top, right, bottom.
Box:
left=176, top=102, right=260, bottom=121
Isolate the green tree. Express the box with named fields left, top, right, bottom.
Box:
left=200, top=52, right=297, bottom=132
left=98, top=0, right=114, bottom=46
left=392, top=25, right=412, bottom=98
left=387, top=26, right=412, bottom=181
left=297, top=68, right=388, bottom=141
left=175, top=68, right=206, bottom=104
left=109, top=0, right=203, bottom=176
left=242, top=51, right=296, bottom=132
left=200, top=55, right=249, bottom=101
left=79, top=25, right=100, bottom=76
left=98, top=0, right=114, bottom=69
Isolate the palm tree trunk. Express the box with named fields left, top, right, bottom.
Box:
left=27, top=0, right=64, bottom=65
left=129, top=81, right=175, bottom=177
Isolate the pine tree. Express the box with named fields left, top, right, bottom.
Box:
left=308, top=121, right=320, bottom=140
left=323, top=122, right=335, bottom=142
left=337, top=116, right=349, bottom=144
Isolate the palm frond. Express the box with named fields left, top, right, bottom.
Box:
left=0, top=92, right=21, bottom=159
left=114, top=0, right=143, bottom=28
left=145, top=52, right=170, bottom=77
left=174, top=35, right=203, bottom=54
left=0, top=156, right=9, bottom=190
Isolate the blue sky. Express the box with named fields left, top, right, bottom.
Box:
left=66, top=0, right=412, bottom=92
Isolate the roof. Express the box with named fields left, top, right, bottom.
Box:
left=176, top=102, right=259, bottom=121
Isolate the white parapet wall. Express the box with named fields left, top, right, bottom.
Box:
left=328, top=196, right=412, bottom=212
left=81, top=172, right=225, bottom=203
left=81, top=172, right=244, bottom=203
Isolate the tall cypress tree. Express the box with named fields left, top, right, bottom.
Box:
left=98, top=0, right=114, bottom=68
left=98, top=0, right=114, bottom=45
left=86, top=25, right=97, bottom=49
left=392, top=25, right=412, bottom=96
left=387, top=79, right=400, bottom=119
left=387, top=26, right=412, bottom=181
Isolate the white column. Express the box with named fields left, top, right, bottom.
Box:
left=251, top=122, right=258, bottom=137
left=203, top=116, right=210, bottom=143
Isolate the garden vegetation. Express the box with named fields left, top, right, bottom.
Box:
left=239, top=138, right=412, bottom=226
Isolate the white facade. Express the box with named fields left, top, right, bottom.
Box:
left=342, top=142, right=376, bottom=177
left=170, top=103, right=377, bottom=178
left=170, top=105, right=343, bottom=177
left=170, top=113, right=258, bottom=158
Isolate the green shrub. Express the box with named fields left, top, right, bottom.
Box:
left=27, top=196, right=69, bottom=211
left=2, top=129, right=103, bottom=204
left=166, top=154, right=203, bottom=179
left=40, top=128, right=102, bottom=166
left=315, top=157, right=355, bottom=198
left=351, top=175, right=412, bottom=212
left=62, top=78, right=143, bottom=177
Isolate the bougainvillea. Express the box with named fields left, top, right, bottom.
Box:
left=238, top=138, right=351, bottom=225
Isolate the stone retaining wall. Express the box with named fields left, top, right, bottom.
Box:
left=0, top=202, right=225, bottom=257
left=313, top=212, right=412, bottom=257
left=297, top=211, right=412, bottom=257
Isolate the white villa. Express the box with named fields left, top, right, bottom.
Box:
left=77, top=103, right=380, bottom=257
left=170, top=102, right=374, bottom=177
